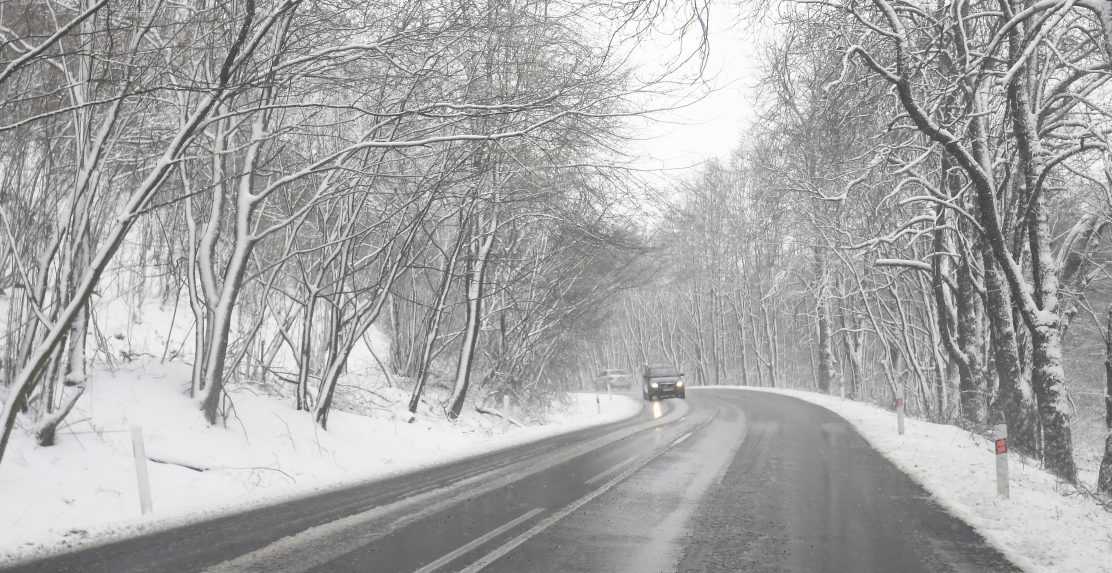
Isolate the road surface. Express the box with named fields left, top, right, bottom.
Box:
left=3, top=389, right=1019, bottom=573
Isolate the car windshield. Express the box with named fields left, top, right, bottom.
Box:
left=645, top=365, right=681, bottom=378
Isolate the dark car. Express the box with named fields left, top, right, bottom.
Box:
left=641, top=364, right=685, bottom=400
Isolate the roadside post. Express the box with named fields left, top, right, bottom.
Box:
left=131, top=425, right=153, bottom=515
left=895, top=390, right=905, bottom=436
left=993, top=423, right=1010, bottom=498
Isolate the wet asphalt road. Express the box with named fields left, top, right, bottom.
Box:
left=3, top=389, right=1020, bottom=573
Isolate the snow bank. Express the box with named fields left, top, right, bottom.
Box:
left=698, top=387, right=1112, bottom=573
left=0, top=362, right=641, bottom=565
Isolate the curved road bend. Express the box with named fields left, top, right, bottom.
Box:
left=3, top=389, right=1019, bottom=573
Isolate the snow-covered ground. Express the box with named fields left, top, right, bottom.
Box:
left=0, top=360, right=641, bottom=566
left=697, top=386, right=1112, bottom=573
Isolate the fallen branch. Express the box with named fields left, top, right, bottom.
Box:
left=149, top=456, right=209, bottom=472
left=148, top=456, right=296, bottom=483
left=475, top=405, right=524, bottom=427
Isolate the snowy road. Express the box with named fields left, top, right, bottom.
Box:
left=2, top=389, right=1019, bottom=573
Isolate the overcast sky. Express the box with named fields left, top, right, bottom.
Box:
left=624, top=2, right=766, bottom=175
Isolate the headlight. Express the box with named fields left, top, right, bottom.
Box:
left=676, top=381, right=684, bottom=387
left=650, top=382, right=658, bottom=388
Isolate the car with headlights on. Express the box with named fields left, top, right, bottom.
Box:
left=641, top=364, right=685, bottom=400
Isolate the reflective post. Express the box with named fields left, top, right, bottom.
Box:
left=131, top=425, right=153, bottom=515
left=895, top=391, right=905, bottom=436
left=994, top=423, right=1010, bottom=498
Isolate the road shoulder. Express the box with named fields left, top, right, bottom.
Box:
left=0, top=389, right=643, bottom=568
left=694, top=386, right=1112, bottom=573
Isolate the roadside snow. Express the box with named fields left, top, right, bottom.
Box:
left=0, top=361, right=641, bottom=565
left=697, top=387, right=1112, bottom=573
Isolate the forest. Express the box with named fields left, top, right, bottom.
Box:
left=575, top=0, right=1112, bottom=494
left=2, top=0, right=1112, bottom=509
left=0, top=0, right=667, bottom=467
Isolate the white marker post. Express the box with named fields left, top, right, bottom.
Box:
left=131, top=425, right=153, bottom=515
left=993, top=423, right=1010, bottom=498
left=895, top=393, right=906, bottom=436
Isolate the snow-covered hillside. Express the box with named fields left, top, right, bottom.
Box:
left=0, top=359, right=641, bottom=565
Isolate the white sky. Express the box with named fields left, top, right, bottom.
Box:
left=623, top=2, right=766, bottom=175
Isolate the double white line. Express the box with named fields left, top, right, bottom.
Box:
left=420, top=429, right=698, bottom=572
left=205, top=405, right=697, bottom=573
left=412, top=508, right=545, bottom=573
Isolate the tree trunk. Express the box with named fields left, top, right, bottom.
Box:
left=33, top=385, right=85, bottom=447
left=761, top=303, right=778, bottom=388
left=841, top=309, right=863, bottom=399
left=733, top=299, right=750, bottom=387
left=710, top=287, right=723, bottom=386
left=1030, top=323, right=1077, bottom=482
left=955, top=246, right=987, bottom=425
left=447, top=209, right=497, bottom=420
left=408, top=227, right=466, bottom=414
left=1099, top=305, right=1112, bottom=495
left=984, top=247, right=1038, bottom=456
left=1106, top=304, right=1112, bottom=430
left=1009, top=17, right=1076, bottom=482
left=814, top=247, right=835, bottom=394
left=388, top=292, right=405, bottom=375
left=1097, top=433, right=1112, bottom=495
left=295, top=294, right=318, bottom=411
left=314, top=341, right=355, bottom=430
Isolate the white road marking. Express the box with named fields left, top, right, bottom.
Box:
left=458, top=428, right=695, bottom=573
left=204, top=401, right=694, bottom=573
left=584, top=455, right=639, bottom=486
left=414, top=507, right=545, bottom=573
left=672, top=431, right=693, bottom=446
